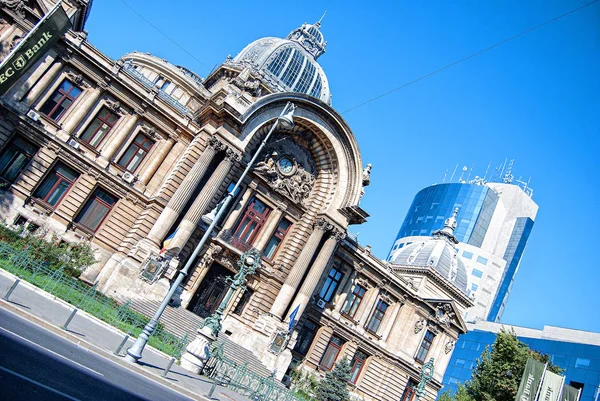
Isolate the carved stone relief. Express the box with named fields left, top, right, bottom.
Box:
left=253, top=134, right=316, bottom=206
left=414, top=318, right=426, bottom=334
left=435, top=303, right=455, bottom=327
left=445, top=339, right=456, bottom=354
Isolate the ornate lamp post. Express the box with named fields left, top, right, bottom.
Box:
left=180, top=248, right=260, bottom=373
left=125, top=102, right=296, bottom=363
left=415, top=358, right=435, bottom=400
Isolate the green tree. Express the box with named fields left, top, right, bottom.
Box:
left=441, top=329, right=562, bottom=401
left=316, top=357, right=352, bottom=401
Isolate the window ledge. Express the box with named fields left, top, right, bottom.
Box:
left=68, top=222, right=95, bottom=240
left=364, top=328, right=382, bottom=340
left=340, top=312, right=359, bottom=324
left=26, top=197, right=54, bottom=216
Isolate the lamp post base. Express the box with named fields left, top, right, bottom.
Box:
left=180, top=326, right=216, bottom=374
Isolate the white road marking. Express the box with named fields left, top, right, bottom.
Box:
left=0, top=365, right=83, bottom=401
left=0, top=326, right=104, bottom=377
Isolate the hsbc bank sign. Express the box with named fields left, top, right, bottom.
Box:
left=0, top=4, right=71, bottom=95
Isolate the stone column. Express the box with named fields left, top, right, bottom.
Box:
left=168, top=148, right=240, bottom=251
left=138, top=135, right=175, bottom=185
left=101, top=111, right=140, bottom=162
left=61, top=84, right=103, bottom=134
left=288, top=226, right=346, bottom=320
left=25, top=58, right=64, bottom=105
left=269, top=218, right=330, bottom=319
left=222, top=186, right=254, bottom=228
left=334, top=271, right=357, bottom=313
left=253, top=206, right=284, bottom=251
left=147, top=136, right=225, bottom=245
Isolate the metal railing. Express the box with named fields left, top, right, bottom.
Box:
left=0, top=242, right=189, bottom=358
left=204, top=344, right=303, bottom=401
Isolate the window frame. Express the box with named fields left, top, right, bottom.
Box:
left=415, top=330, right=435, bottom=363
left=263, top=217, right=292, bottom=260
left=117, top=133, right=154, bottom=172
left=0, top=136, right=38, bottom=183
left=400, top=378, right=418, bottom=401
left=33, top=162, right=78, bottom=209
left=365, top=299, right=388, bottom=334
left=40, top=79, right=82, bottom=121
left=349, top=350, right=368, bottom=384
left=319, top=335, right=343, bottom=371
left=74, top=187, right=118, bottom=232
left=319, top=264, right=344, bottom=304
left=342, top=284, right=366, bottom=319
left=79, top=107, right=119, bottom=149
left=232, top=197, right=272, bottom=245
left=293, top=320, right=318, bottom=356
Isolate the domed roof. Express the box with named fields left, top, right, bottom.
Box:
left=233, top=21, right=331, bottom=104
left=389, top=209, right=469, bottom=294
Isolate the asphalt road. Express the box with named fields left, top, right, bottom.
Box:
left=0, top=307, right=196, bottom=401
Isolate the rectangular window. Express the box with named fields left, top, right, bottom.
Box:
left=472, top=269, right=484, bottom=278
left=349, top=350, right=368, bottom=384
left=400, top=379, right=417, bottom=401
left=117, top=133, right=154, bottom=172
left=74, top=188, right=118, bottom=232
left=33, top=163, right=78, bottom=208
left=575, top=358, right=591, bottom=369
left=462, top=250, right=473, bottom=259
left=319, top=265, right=343, bottom=303
left=80, top=107, right=119, bottom=148
left=476, top=255, right=488, bottom=265
left=415, top=330, right=435, bottom=363
left=233, top=288, right=253, bottom=315
left=40, top=79, right=82, bottom=121
left=233, top=197, right=271, bottom=245
left=263, top=218, right=292, bottom=259
left=366, top=299, right=388, bottom=334
left=320, top=335, right=343, bottom=371
left=0, top=137, right=38, bottom=183
left=342, top=284, right=366, bottom=319
left=471, top=283, right=479, bottom=291
left=293, top=320, right=317, bottom=356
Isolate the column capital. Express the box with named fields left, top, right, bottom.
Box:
left=207, top=136, right=226, bottom=152
left=313, top=218, right=346, bottom=242
left=224, top=147, right=241, bottom=163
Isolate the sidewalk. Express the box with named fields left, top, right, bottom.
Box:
left=0, top=269, right=251, bottom=401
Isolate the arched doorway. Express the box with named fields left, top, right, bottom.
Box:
left=186, top=263, right=232, bottom=318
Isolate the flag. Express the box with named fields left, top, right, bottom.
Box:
left=560, top=385, right=580, bottom=401
left=160, top=229, right=177, bottom=255
left=0, top=1, right=71, bottom=95
left=288, top=304, right=300, bottom=331
left=538, top=370, right=565, bottom=401
left=515, top=358, right=546, bottom=401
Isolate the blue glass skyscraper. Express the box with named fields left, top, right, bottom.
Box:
left=387, top=180, right=538, bottom=322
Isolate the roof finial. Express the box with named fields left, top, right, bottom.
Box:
left=442, top=208, right=459, bottom=235
left=316, top=11, right=327, bottom=27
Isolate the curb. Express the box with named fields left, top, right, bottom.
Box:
left=0, top=274, right=214, bottom=401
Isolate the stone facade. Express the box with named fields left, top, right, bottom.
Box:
left=0, top=2, right=472, bottom=400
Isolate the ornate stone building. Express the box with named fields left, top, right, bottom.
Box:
left=0, top=2, right=472, bottom=400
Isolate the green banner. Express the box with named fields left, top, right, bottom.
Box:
left=560, top=385, right=580, bottom=401
left=515, top=358, right=546, bottom=401
left=0, top=4, right=71, bottom=95
left=539, top=370, right=565, bottom=401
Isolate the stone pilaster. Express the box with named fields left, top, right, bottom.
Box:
left=253, top=205, right=284, bottom=251
left=168, top=148, right=240, bottom=251
left=61, top=84, right=103, bottom=134
left=138, top=136, right=175, bottom=185
left=357, top=287, right=380, bottom=326
left=100, top=111, right=140, bottom=162
left=146, top=136, right=225, bottom=245
left=25, top=58, right=64, bottom=105
left=269, top=218, right=329, bottom=319
left=288, top=225, right=346, bottom=320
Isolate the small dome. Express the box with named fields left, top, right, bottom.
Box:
left=389, top=209, right=469, bottom=294
left=233, top=21, right=331, bottom=104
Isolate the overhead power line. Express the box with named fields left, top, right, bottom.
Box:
left=341, top=0, right=600, bottom=115
left=118, top=0, right=212, bottom=72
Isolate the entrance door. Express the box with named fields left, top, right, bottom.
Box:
left=187, top=263, right=232, bottom=318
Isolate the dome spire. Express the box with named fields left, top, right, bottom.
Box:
left=432, top=208, right=459, bottom=245
left=286, top=18, right=327, bottom=59
left=316, top=11, right=327, bottom=27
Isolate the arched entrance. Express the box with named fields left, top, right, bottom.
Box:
left=186, top=263, right=232, bottom=318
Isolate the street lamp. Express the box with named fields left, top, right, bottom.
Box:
left=125, top=102, right=296, bottom=363
left=415, top=358, right=435, bottom=400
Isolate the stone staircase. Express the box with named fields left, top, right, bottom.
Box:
left=121, top=297, right=272, bottom=377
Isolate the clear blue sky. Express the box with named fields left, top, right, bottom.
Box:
left=86, top=1, right=600, bottom=332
